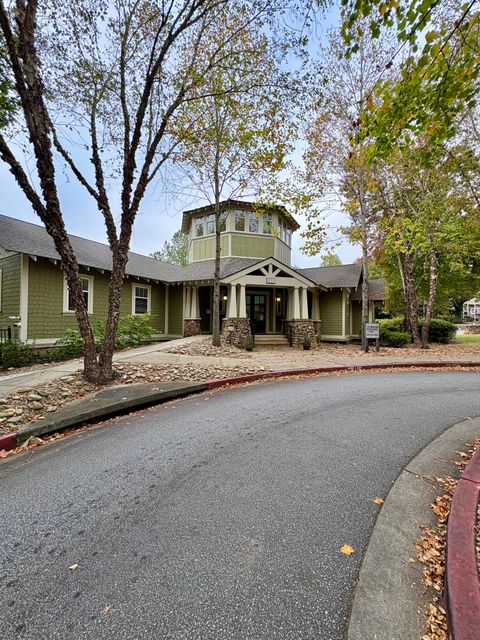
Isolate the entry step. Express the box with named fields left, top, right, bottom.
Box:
left=254, top=334, right=290, bottom=346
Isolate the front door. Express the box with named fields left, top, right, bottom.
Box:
left=246, top=294, right=266, bottom=333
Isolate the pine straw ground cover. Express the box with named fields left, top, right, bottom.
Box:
left=416, top=435, right=480, bottom=640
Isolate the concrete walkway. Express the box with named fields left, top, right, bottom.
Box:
left=0, top=335, right=478, bottom=398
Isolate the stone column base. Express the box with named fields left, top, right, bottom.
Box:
left=221, top=318, right=252, bottom=348
left=287, top=320, right=316, bottom=348
left=312, top=319, right=322, bottom=344
left=184, top=319, right=202, bottom=337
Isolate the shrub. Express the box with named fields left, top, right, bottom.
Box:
left=380, top=330, right=411, bottom=348
left=0, top=341, right=37, bottom=368
left=378, top=317, right=405, bottom=333
left=379, top=318, right=410, bottom=348
left=55, top=314, right=155, bottom=355
left=117, top=314, right=155, bottom=346
left=419, top=318, right=457, bottom=343
left=55, top=328, right=85, bottom=357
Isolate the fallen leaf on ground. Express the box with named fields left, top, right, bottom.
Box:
left=372, top=497, right=384, bottom=505
left=68, top=563, right=79, bottom=571
left=101, top=605, right=113, bottom=615
left=340, top=544, right=355, bottom=556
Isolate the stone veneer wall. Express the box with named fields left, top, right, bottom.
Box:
left=183, top=319, right=202, bottom=337
left=221, top=318, right=252, bottom=348
left=287, top=320, right=316, bottom=348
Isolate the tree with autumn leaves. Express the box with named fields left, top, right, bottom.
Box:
left=171, top=7, right=295, bottom=345
left=301, top=5, right=480, bottom=347
left=0, top=0, right=295, bottom=379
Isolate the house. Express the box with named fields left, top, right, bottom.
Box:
left=463, top=297, right=480, bottom=321
left=0, top=201, right=384, bottom=347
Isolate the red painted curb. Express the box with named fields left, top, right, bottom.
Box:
left=462, top=447, right=480, bottom=484
left=446, top=449, right=480, bottom=640
left=0, top=432, right=18, bottom=452
left=207, top=366, right=348, bottom=388
left=207, top=361, right=480, bottom=390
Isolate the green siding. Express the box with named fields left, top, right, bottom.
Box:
left=319, top=290, right=343, bottom=336
left=231, top=234, right=274, bottom=258
left=351, top=302, right=362, bottom=336
left=27, top=257, right=166, bottom=340
left=192, top=236, right=228, bottom=261
left=168, top=284, right=183, bottom=334
left=0, top=253, right=21, bottom=339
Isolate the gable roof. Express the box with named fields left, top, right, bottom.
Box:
left=298, top=263, right=363, bottom=289
left=181, top=199, right=300, bottom=233
left=169, top=257, right=263, bottom=283
left=350, top=279, right=385, bottom=302
left=0, top=214, right=185, bottom=283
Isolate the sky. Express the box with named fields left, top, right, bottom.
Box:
left=0, top=3, right=361, bottom=267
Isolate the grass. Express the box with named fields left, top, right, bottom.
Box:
left=454, top=334, right=480, bottom=343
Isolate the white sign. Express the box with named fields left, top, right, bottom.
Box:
left=365, top=323, right=380, bottom=339
left=266, top=277, right=276, bottom=284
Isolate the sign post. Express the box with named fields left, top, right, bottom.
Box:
left=364, top=322, right=380, bottom=352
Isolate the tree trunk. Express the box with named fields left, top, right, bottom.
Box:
left=403, top=252, right=422, bottom=347
left=359, top=193, right=369, bottom=351
left=420, top=250, right=439, bottom=348
left=63, top=261, right=102, bottom=382
left=212, top=156, right=221, bottom=347
left=396, top=253, right=411, bottom=334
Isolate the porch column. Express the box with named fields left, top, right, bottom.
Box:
left=292, top=286, right=301, bottom=319
left=164, top=284, right=169, bottom=334
left=190, top=285, right=199, bottom=318
left=301, top=287, right=309, bottom=320
left=184, top=286, right=192, bottom=318
left=286, top=288, right=293, bottom=320
left=227, top=284, right=238, bottom=318
left=238, top=284, right=247, bottom=318
left=312, top=290, right=320, bottom=320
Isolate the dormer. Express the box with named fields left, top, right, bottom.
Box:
left=181, top=200, right=299, bottom=266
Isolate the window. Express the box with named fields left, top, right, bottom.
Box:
left=235, top=209, right=246, bottom=231
left=195, top=216, right=204, bottom=237
left=219, top=211, right=227, bottom=232
left=133, top=285, right=151, bottom=314
left=262, top=212, right=272, bottom=234
left=249, top=211, right=259, bottom=233
left=0, top=268, right=2, bottom=313
left=63, top=275, right=93, bottom=314
left=206, top=213, right=215, bottom=235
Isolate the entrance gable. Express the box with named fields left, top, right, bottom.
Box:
left=224, top=257, right=322, bottom=289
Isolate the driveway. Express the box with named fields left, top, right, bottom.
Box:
left=1, top=371, right=479, bottom=639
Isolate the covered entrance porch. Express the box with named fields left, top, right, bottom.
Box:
left=182, top=258, right=325, bottom=348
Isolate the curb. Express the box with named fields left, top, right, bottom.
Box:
left=207, top=360, right=480, bottom=389
left=0, top=432, right=17, bottom=452
left=446, top=447, right=480, bottom=640
left=0, top=381, right=207, bottom=452
left=1, top=361, right=478, bottom=452
left=347, top=417, right=480, bottom=640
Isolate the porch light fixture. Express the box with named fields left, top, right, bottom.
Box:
left=276, top=296, right=281, bottom=303
left=223, top=295, right=228, bottom=301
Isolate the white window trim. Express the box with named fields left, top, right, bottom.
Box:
left=0, top=268, right=3, bottom=313
left=132, top=283, right=151, bottom=314
left=63, top=274, right=94, bottom=314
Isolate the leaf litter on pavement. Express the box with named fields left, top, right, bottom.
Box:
left=416, top=436, right=480, bottom=640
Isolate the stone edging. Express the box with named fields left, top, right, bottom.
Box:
left=0, top=360, right=479, bottom=453
left=446, top=447, right=480, bottom=640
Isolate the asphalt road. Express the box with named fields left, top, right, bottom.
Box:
left=1, top=371, right=479, bottom=640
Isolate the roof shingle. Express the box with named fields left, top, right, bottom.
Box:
left=298, top=264, right=363, bottom=289
left=0, top=214, right=185, bottom=283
